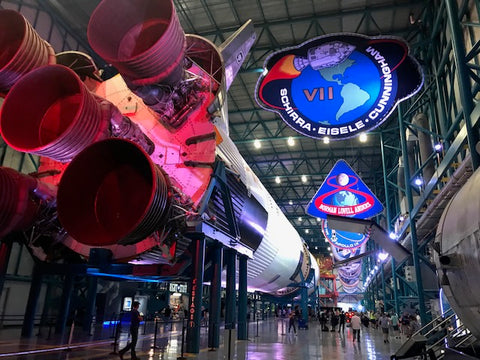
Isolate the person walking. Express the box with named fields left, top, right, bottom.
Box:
left=351, top=311, right=361, bottom=342
left=288, top=311, right=297, bottom=334
left=119, top=300, right=143, bottom=360
left=338, top=311, right=346, bottom=333
left=379, top=313, right=391, bottom=343
left=330, top=310, right=338, bottom=332
left=390, top=313, right=400, bottom=339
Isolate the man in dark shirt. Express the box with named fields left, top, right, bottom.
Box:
left=119, top=300, right=143, bottom=360
left=338, top=311, right=346, bottom=333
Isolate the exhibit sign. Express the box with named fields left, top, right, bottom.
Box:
left=306, top=159, right=383, bottom=219
left=256, top=33, right=423, bottom=140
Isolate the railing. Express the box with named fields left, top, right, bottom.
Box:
left=404, top=307, right=479, bottom=360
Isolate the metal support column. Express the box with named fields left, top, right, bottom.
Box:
left=55, top=273, right=74, bottom=335
left=224, top=249, right=237, bottom=330
left=21, top=263, right=43, bottom=337
left=0, top=239, right=13, bottom=298
left=83, top=276, right=98, bottom=332
left=208, top=243, right=222, bottom=349
left=380, top=267, right=387, bottom=312
left=186, top=233, right=206, bottom=354
left=446, top=0, right=480, bottom=170
left=380, top=132, right=400, bottom=315
left=398, top=105, right=427, bottom=325
left=301, top=285, right=308, bottom=323
left=237, top=255, right=248, bottom=340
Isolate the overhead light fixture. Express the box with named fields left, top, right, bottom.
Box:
left=287, top=136, right=295, bottom=147
left=301, top=175, right=307, bottom=183
left=275, top=176, right=281, bottom=184
left=323, top=136, right=330, bottom=144
left=378, top=252, right=389, bottom=262
left=315, top=246, right=318, bottom=250
left=317, top=217, right=321, bottom=222
left=359, top=133, right=367, bottom=142
left=329, top=252, right=333, bottom=257
left=298, top=217, right=302, bottom=222
left=414, top=177, right=423, bottom=186
left=289, top=200, right=293, bottom=205
left=254, top=139, right=261, bottom=149
left=305, top=229, right=309, bottom=234
left=389, top=232, right=397, bottom=240
left=374, top=265, right=379, bottom=270
left=327, top=246, right=331, bottom=251
left=434, top=143, right=442, bottom=152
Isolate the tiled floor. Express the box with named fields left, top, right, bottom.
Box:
left=0, top=318, right=406, bottom=359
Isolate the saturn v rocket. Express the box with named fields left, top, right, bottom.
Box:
left=0, top=0, right=318, bottom=296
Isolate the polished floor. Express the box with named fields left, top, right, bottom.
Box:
left=0, top=317, right=406, bottom=359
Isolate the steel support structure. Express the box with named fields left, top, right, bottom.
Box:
left=208, top=243, right=222, bottom=349
left=237, top=254, right=248, bottom=340
left=398, top=104, right=427, bottom=325
left=224, top=249, right=237, bottom=330
left=186, top=233, right=206, bottom=354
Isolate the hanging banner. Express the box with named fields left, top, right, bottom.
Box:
left=307, top=159, right=384, bottom=219
left=255, top=33, right=423, bottom=140
left=322, top=219, right=370, bottom=249
left=332, top=243, right=367, bottom=261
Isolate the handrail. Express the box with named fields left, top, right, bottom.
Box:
left=411, top=307, right=454, bottom=338
left=423, top=313, right=456, bottom=337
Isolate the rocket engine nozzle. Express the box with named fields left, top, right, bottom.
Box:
left=0, top=9, right=55, bottom=93
left=57, top=138, right=171, bottom=247
left=87, top=0, right=185, bottom=87
left=0, top=167, right=42, bottom=238
left=87, top=0, right=220, bottom=130
left=0, top=64, right=154, bottom=162
left=0, top=65, right=108, bottom=162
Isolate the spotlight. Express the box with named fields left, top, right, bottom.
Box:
left=389, top=232, right=397, bottom=240
left=275, top=176, right=281, bottom=184
left=378, top=252, right=389, bottom=262
left=323, top=136, right=330, bottom=144
left=414, top=177, right=423, bottom=186
left=301, top=175, right=307, bottom=183
left=359, top=133, right=367, bottom=142
left=289, top=200, right=293, bottom=205
left=254, top=139, right=261, bottom=149
left=287, top=136, right=295, bottom=147
left=298, top=217, right=302, bottom=222
left=434, top=143, right=442, bottom=152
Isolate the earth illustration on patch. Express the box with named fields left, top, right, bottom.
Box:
left=291, top=49, right=381, bottom=125
left=256, top=34, right=424, bottom=140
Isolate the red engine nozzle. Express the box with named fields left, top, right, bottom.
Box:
left=0, top=65, right=108, bottom=162
left=57, top=138, right=171, bottom=247
left=0, top=9, right=55, bottom=93
left=0, top=167, right=41, bottom=238
left=87, top=0, right=185, bottom=87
